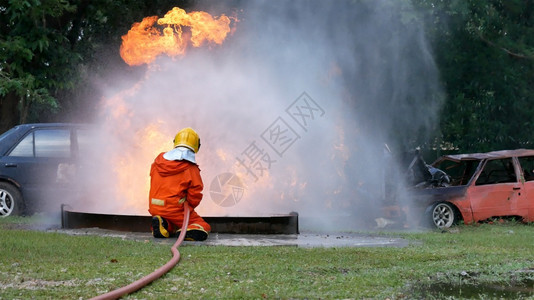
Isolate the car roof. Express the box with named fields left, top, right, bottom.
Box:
left=13, top=123, right=89, bottom=129
left=442, top=149, right=534, bottom=161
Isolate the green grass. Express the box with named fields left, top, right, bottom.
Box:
left=1, top=217, right=533, bottom=299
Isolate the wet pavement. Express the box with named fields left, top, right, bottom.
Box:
left=53, top=227, right=413, bottom=248
left=203, top=232, right=413, bottom=248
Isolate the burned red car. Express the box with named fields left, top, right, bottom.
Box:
left=400, top=149, right=534, bottom=229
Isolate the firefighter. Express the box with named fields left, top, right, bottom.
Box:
left=148, top=127, right=211, bottom=241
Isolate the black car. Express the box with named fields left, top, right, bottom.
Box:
left=0, top=123, right=95, bottom=216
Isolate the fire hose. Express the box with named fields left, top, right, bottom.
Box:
left=90, top=202, right=191, bottom=300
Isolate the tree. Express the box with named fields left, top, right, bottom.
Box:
left=414, top=0, right=534, bottom=153
left=0, top=0, right=194, bottom=133
left=0, top=1, right=76, bottom=131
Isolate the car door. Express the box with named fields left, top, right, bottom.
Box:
left=6, top=127, right=75, bottom=211
left=72, top=127, right=100, bottom=195
left=516, top=156, right=534, bottom=222
left=467, top=157, right=521, bottom=222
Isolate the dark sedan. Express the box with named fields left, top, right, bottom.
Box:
left=0, top=123, right=94, bottom=216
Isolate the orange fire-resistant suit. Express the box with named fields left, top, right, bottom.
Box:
left=148, top=152, right=211, bottom=233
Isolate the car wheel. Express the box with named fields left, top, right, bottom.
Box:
left=430, top=202, right=456, bottom=229
left=0, top=182, right=22, bottom=217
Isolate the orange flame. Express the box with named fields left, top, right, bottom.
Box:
left=120, top=7, right=234, bottom=66
left=99, top=7, right=238, bottom=215
left=112, top=123, right=169, bottom=213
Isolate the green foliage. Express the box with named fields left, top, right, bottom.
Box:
left=1, top=0, right=533, bottom=152
left=0, top=0, right=194, bottom=129
left=0, top=0, right=78, bottom=123
left=413, top=0, right=534, bottom=153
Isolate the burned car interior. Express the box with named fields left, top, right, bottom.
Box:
left=475, top=158, right=516, bottom=185
left=409, top=151, right=534, bottom=188
left=518, top=156, right=534, bottom=181
left=432, top=158, right=477, bottom=187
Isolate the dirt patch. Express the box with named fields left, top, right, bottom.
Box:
left=410, top=269, right=534, bottom=299
left=415, top=281, right=534, bottom=298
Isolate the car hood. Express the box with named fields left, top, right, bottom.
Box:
left=410, top=185, right=468, bottom=203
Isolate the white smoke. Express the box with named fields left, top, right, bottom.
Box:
left=77, top=0, right=443, bottom=232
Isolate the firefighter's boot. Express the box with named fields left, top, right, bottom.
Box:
left=183, top=223, right=209, bottom=241
left=151, top=215, right=170, bottom=238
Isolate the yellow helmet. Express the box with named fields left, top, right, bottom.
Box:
left=173, top=127, right=201, bottom=153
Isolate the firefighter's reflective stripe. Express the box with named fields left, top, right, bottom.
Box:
left=176, top=223, right=209, bottom=233
left=151, top=198, right=165, bottom=206
left=187, top=223, right=208, bottom=233
left=151, top=198, right=186, bottom=206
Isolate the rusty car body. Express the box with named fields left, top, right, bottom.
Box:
left=399, top=149, right=534, bottom=229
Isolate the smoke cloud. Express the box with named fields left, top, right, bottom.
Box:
left=77, top=0, right=443, bottom=232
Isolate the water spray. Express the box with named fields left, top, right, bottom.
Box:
left=84, top=0, right=444, bottom=234
left=90, top=203, right=191, bottom=300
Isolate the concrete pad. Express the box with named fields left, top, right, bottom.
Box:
left=202, top=232, right=412, bottom=248
left=53, top=227, right=412, bottom=248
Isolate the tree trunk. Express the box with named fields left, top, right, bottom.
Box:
left=0, top=92, right=20, bottom=134
left=19, top=95, right=29, bottom=124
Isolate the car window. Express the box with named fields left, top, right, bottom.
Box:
left=9, top=129, right=72, bottom=158
left=433, top=159, right=478, bottom=186
left=475, top=158, right=516, bottom=185
left=8, top=133, right=34, bottom=157
left=517, top=156, right=534, bottom=181
left=35, top=129, right=71, bottom=158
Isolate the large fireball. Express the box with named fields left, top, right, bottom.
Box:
left=120, top=7, right=234, bottom=66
